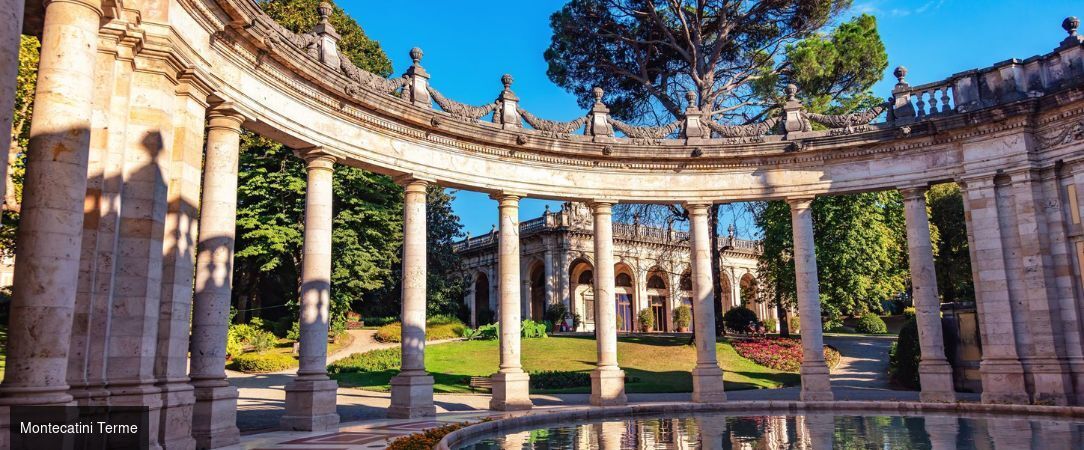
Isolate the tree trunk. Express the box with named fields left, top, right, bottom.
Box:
left=709, top=204, right=725, bottom=336
left=776, top=288, right=790, bottom=338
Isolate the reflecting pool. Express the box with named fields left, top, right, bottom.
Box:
left=455, top=413, right=1084, bottom=449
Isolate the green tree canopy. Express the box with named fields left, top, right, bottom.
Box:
left=544, top=0, right=885, bottom=123
left=233, top=1, right=466, bottom=326
left=927, top=183, right=973, bottom=303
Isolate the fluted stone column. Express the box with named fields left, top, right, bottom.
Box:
left=190, top=104, right=245, bottom=448
left=281, top=150, right=340, bottom=431
left=0, top=0, right=103, bottom=407
left=687, top=203, right=726, bottom=402
left=900, top=187, right=957, bottom=403
left=0, top=0, right=22, bottom=215
left=787, top=197, right=833, bottom=401
left=923, top=416, right=959, bottom=450
left=590, top=201, right=627, bottom=406
left=490, top=193, right=532, bottom=411
left=389, top=178, right=436, bottom=418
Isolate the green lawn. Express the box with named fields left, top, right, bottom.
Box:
left=333, top=335, right=798, bottom=394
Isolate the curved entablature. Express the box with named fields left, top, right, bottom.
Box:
left=173, top=0, right=1084, bottom=201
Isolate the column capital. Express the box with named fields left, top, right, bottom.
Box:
left=206, top=102, right=246, bottom=131
left=45, top=0, right=104, bottom=17
left=393, top=175, right=432, bottom=193
left=294, top=148, right=337, bottom=170
left=684, top=202, right=712, bottom=215
left=489, top=192, right=524, bottom=204
left=898, top=185, right=929, bottom=201
left=785, top=196, right=815, bottom=209
left=589, top=200, right=615, bottom=213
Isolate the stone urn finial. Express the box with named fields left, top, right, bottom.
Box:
left=785, top=84, right=798, bottom=101
left=1065, top=16, right=1080, bottom=36
left=409, top=47, right=424, bottom=65
left=501, top=74, right=514, bottom=91
left=894, top=66, right=908, bottom=84
left=317, top=2, right=333, bottom=23
left=728, top=223, right=736, bottom=238
left=685, top=90, right=697, bottom=106
left=592, top=86, right=604, bottom=104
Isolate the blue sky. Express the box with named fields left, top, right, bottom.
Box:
left=344, top=0, right=1081, bottom=238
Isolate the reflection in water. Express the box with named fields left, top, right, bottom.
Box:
left=458, top=413, right=1084, bottom=449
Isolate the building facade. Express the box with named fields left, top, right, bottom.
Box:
left=455, top=202, right=776, bottom=332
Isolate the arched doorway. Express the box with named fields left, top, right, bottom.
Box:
left=569, top=259, right=594, bottom=331
left=473, top=272, right=492, bottom=325
left=614, top=264, right=635, bottom=332
left=679, top=270, right=693, bottom=332
left=529, top=261, right=546, bottom=321
left=720, top=272, right=733, bottom=313
left=646, top=269, right=669, bottom=332
left=740, top=273, right=763, bottom=321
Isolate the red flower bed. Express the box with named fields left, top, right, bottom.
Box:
left=731, top=337, right=840, bottom=372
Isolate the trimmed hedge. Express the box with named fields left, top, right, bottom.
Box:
left=889, top=318, right=921, bottom=389
left=374, top=317, right=467, bottom=343
left=855, top=315, right=888, bottom=334
left=723, top=306, right=759, bottom=332
left=529, top=370, right=590, bottom=390
left=328, top=348, right=400, bottom=374
left=229, top=351, right=296, bottom=373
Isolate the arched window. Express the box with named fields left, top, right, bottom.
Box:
left=679, top=272, right=693, bottom=291
left=577, top=270, right=593, bottom=285
left=615, top=273, right=633, bottom=287
left=647, top=275, right=667, bottom=289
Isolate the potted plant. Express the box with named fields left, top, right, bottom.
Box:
left=637, top=308, right=654, bottom=333
left=673, top=305, right=692, bottom=332
left=545, top=303, right=569, bottom=333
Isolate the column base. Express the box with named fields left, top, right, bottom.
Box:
left=918, top=360, right=957, bottom=403
left=590, top=367, right=627, bottom=407
left=280, top=379, right=340, bottom=431
left=158, top=381, right=196, bottom=450
left=389, top=374, right=435, bottom=419
left=979, top=358, right=1030, bottom=404
left=191, top=383, right=240, bottom=449
left=109, top=384, right=164, bottom=450
left=799, top=361, right=833, bottom=401
left=690, top=365, right=727, bottom=403
left=489, top=371, right=532, bottom=411
left=1024, top=358, right=1074, bottom=406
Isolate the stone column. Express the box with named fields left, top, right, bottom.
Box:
left=687, top=203, right=726, bottom=402
left=590, top=201, right=627, bottom=406
left=0, top=0, right=23, bottom=213
left=923, top=416, right=959, bottom=450
left=0, top=0, right=103, bottom=407
left=959, top=177, right=1029, bottom=403
left=389, top=178, right=436, bottom=418
left=900, top=187, right=956, bottom=403
left=190, top=104, right=245, bottom=448
left=1007, top=169, right=1074, bottom=404
left=803, top=414, right=835, bottom=450
left=281, top=149, right=340, bottom=431
left=490, top=193, right=532, bottom=411
left=787, top=197, right=833, bottom=401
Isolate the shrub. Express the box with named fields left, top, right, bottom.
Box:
left=789, top=316, right=801, bottom=333
left=637, top=308, right=655, bottom=332
left=226, top=330, right=243, bottom=359
left=522, top=320, right=548, bottom=339
left=545, top=303, right=569, bottom=328
left=529, top=370, right=590, bottom=390
left=723, top=306, right=759, bottom=333
left=672, top=305, right=692, bottom=330
left=373, top=317, right=468, bottom=343
left=328, top=348, right=401, bottom=374
left=571, top=313, right=582, bottom=330
left=361, top=316, right=398, bottom=327
left=476, top=323, right=499, bottom=340
left=286, top=321, right=300, bottom=341
left=386, top=422, right=472, bottom=450
left=889, top=318, right=921, bottom=389
left=855, top=315, right=888, bottom=334
left=229, top=322, right=278, bottom=352
left=764, top=318, right=778, bottom=333
left=732, top=337, right=841, bottom=373
left=248, top=330, right=278, bottom=352
left=903, top=307, right=916, bottom=320
left=229, top=352, right=296, bottom=373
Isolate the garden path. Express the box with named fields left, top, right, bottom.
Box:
left=823, top=334, right=896, bottom=390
